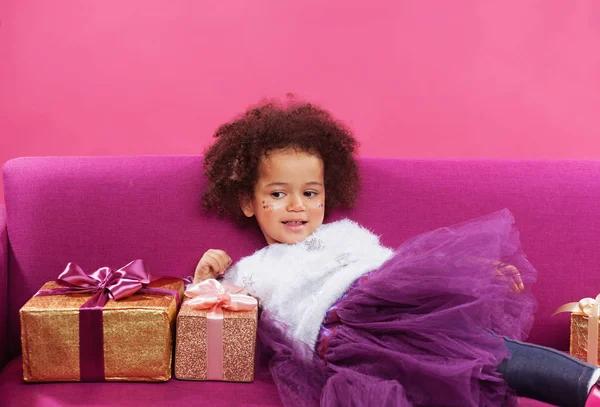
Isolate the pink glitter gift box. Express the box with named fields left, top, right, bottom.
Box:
left=174, top=279, right=258, bottom=382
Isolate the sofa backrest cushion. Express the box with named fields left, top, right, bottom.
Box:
left=4, top=156, right=600, bottom=357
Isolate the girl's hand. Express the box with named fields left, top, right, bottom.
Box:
left=494, top=262, right=524, bottom=293
left=194, top=249, right=232, bottom=284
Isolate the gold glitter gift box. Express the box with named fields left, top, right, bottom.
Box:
left=554, top=296, right=600, bottom=365
left=174, top=279, right=258, bottom=382
left=20, top=276, right=184, bottom=382
left=570, top=313, right=600, bottom=365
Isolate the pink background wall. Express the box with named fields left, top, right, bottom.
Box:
left=1, top=1, right=599, bottom=203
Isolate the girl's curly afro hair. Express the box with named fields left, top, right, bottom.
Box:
left=202, top=97, right=361, bottom=225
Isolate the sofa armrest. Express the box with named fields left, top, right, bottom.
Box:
left=0, top=204, right=8, bottom=371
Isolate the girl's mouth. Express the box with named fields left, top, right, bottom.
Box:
left=282, top=221, right=307, bottom=232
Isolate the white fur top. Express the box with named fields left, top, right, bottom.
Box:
left=223, top=219, right=394, bottom=350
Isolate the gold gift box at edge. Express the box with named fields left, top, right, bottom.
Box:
left=20, top=278, right=184, bottom=382
left=570, top=313, right=600, bottom=365
left=174, top=297, right=258, bottom=382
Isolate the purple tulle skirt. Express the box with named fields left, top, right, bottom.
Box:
left=256, top=209, right=538, bottom=407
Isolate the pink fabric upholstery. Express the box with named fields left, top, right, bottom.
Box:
left=0, top=205, right=7, bottom=370
left=3, top=156, right=600, bottom=406
left=0, top=357, right=282, bottom=406
left=518, top=400, right=555, bottom=407
left=0, top=356, right=554, bottom=407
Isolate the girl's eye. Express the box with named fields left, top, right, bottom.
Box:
left=271, top=192, right=285, bottom=199
left=304, top=191, right=317, bottom=198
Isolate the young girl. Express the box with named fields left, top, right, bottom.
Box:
left=194, top=98, right=600, bottom=407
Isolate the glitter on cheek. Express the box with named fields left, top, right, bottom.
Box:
left=317, top=202, right=324, bottom=208
left=262, top=200, right=273, bottom=211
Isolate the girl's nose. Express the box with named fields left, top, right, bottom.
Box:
left=287, top=195, right=306, bottom=211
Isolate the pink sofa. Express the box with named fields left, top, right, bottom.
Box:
left=2, top=156, right=599, bottom=406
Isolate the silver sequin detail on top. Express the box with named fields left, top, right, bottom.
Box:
left=241, top=274, right=257, bottom=296
left=335, top=253, right=351, bottom=266
left=304, top=236, right=324, bottom=252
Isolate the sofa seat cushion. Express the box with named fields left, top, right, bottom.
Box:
left=518, top=400, right=557, bottom=407
left=0, top=356, right=558, bottom=406
left=0, top=357, right=282, bottom=406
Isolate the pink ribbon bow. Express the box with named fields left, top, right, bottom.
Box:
left=185, top=278, right=257, bottom=312
left=35, top=259, right=180, bottom=381
left=42, top=259, right=151, bottom=300
left=184, top=279, right=257, bottom=380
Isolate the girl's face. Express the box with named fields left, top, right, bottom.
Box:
left=241, top=149, right=325, bottom=245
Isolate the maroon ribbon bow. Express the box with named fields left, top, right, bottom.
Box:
left=36, top=259, right=180, bottom=381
